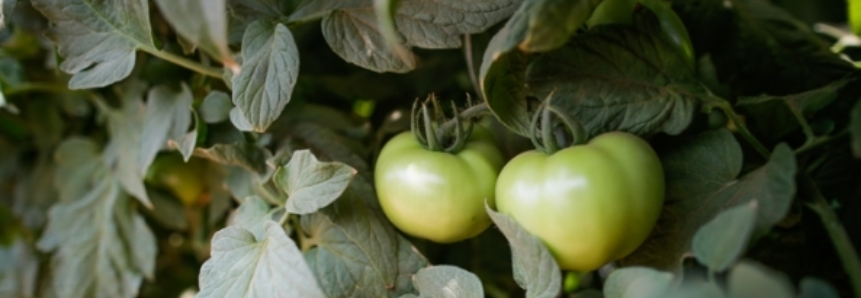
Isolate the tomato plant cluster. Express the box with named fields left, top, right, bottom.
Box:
left=376, top=117, right=665, bottom=271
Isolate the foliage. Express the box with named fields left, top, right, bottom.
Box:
left=0, top=0, right=860, bottom=297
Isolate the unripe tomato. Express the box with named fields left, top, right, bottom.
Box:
left=495, top=132, right=664, bottom=271
left=375, top=127, right=504, bottom=243
left=145, top=153, right=207, bottom=207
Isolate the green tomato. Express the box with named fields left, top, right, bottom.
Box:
left=145, top=153, right=207, bottom=207
left=375, top=127, right=504, bottom=243
left=496, top=132, right=664, bottom=271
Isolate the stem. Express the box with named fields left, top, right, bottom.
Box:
left=142, top=48, right=223, bottom=78
left=795, top=129, right=850, bottom=155
left=714, top=100, right=771, bottom=158
left=422, top=103, right=442, bottom=151
left=800, top=175, right=861, bottom=298
left=437, top=102, right=490, bottom=132
left=463, top=34, right=483, bottom=101
left=4, top=82, right=73, bottom=96
left=541, top=106, right=559, bottom=154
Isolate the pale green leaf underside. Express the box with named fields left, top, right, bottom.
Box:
left=486, top=205, right=560, bottom=298
left=154, top=0, right=236, bottom=68
left=37, top=138, right=156, bottom=298
left=274, top=150, right=355, bottom=215
left=198, top=222, right=325, bottom=298
left=603, top=267, right=674, bottom=298
left=31, top=0, right=154, bottom=89
left=140, top=84, right=194, bottom=174
left=0, top=237, right=39, bottom=298
left=295, top=0, right=521, bottom=73
left=103, top=81, right=152, bottom=208
left=232, top=20, right=299, bottom=132
left=411, top=265, right=484, bottom=298
left=728, top=262, right=795, bottom=298
left=692, top=201, right=758, bottom=272
left=200, top=90, right=233, bottom=124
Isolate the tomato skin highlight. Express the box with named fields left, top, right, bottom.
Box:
left=374, top=127, right=504, bottom=243
left=495, top=132, right=664, bottom=271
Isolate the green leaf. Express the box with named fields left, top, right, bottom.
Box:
left=232, top=20, right=299, bottom=132
left=154, top=0, right=238, bottom=70
left=852, top=0, right=861, bottom=35
left=708, top=0, right=852, bottom=96
left=101, top=81, right=152, bottom=208
left=737, top=79, right=850, bottom=141
left=0, top=0, right=17, bottom=30
left=291, top=0, right=521, bottom=73
left=235, top=0, right=293, bottom=17
left=479, top=25, right=531, bottom=136
left=852, top=99, right=861, bottom=158
left=302, top=188, right=428, bottom=298
left=526, top=20, right=702, bottom=137
left=229, top=106, right=254, bottom=131
left=200, top=90, right=233, bottom=124
left=409, top=265, right=484, bottom=298
left=140, top=84, right=194, bottom=171
left=38, top=138, right=157, bottom=298
left=692, top=200, right=758, bottom=272
left=273, top=150, right=356, bottom=215
left=799, top=277, right=840, bottom=298
left=728, top=261, right=794, bottom=298
left=31, top=0, right=155, bottom=89
left=198, top=221, right=325, bottom=298
left=603, top=267, right=673, bottom=298
left=0, top=236, right=38, bottom=297
left=621, top=130, right=797, bottom=270
left=662, top=280, right=723, bottom=298
left=499, top=0, right=602, bottom=53
left=193, top=142, right=273, bottom=177
left=486, top=205, right=561, bottom=298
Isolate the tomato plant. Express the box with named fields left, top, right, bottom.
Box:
left=496, top=131, right=664, bottom=271
left=0, top=0, right=860, bottom=298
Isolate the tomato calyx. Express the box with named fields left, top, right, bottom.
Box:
left=410, top=94, right=488, bottom=153
left=528, top=94, right=587, bottom=155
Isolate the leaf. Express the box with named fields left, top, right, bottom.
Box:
left=200, top=90, right=233, bottom=123
left=498, top=0, right=602, bottom=52
left=737, top=79, right=850, bottom=141
left=0, top=0, right=16, bottom=30
left=708, top=0, right=853, bottom=96
left=142, top=187, right=188, bottom=231
left=11, top=152, right=57, bottom=229
left=38, top=138, right=157, bottom=298
left=194, top=142, right=273, bottom=177
left=525, top=20, right=702, bottom=137
left=603, top=267, right=673, bottom=298
left=409, top=265, right=484, bottom=298
left=31, top=0, right=155, bottom=88
left=229, top=106, right=255, bottom=131
left=692, top=200, right=758, bottom=272
left=198, top=221, right=326, bottom=298
left=291, top=0, right=521, bottom=73
left=154, top=0, right=238, bottom=71
left=728, top=261, right=794, bottom=298
left=232, top=20, right=299, bottom=132
left=101, top=81, right=152, bottom=208
left=852, top=99, right=861, bottom=158
left=273, top=150, right=356, bottom=215
left=479, top=25, right=532, bottom=136
left=232, top=196, right=272, bottom=240
left=0, top=237, right=39, bottom=298
left=486, top=205, right=561, bottom=298
left=140, top=84, right=194, bottom=172
left=853, top=0, right=861, bottom=35
left=302, top=188, right=427, bottom=298
left=621, top=130, right=797, bottom=270
left=799, top=277, right=840, bottom=298
left=233, top=0, right=292, bottom=17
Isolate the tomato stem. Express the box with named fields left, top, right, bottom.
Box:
left=421, top=102, right=443, bottom=151
left=713, top=99, right=771, bottom=159
left=800, top=174, right=861, bottom=298
left=541, top=106, right=560, bottom=154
